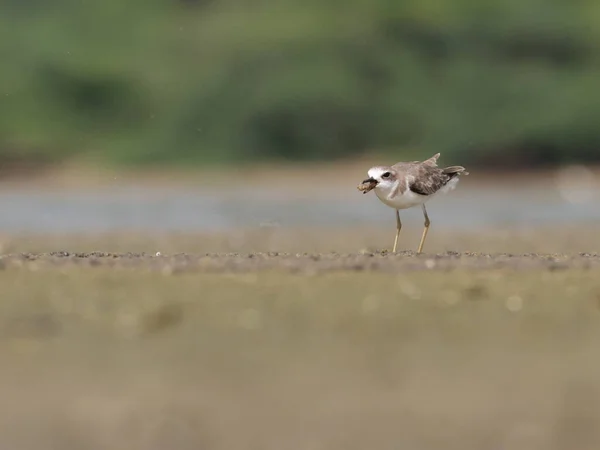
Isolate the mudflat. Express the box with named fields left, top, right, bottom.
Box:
left=1, top=228, right=600, bottom=449
left=1, top=250, right=599, bottom=273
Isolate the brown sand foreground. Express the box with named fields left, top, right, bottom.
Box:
left=2, top=228, right=600, bottom=449
left=2, top=250, right=599, bottom=273
left=2, top=266, right=600, bottom=449
left=1, top=225, right=599, bottom=273
left=1, top=223, right=599, bottom=255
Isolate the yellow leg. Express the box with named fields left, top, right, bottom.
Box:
left=392, top=210, right=401, bottom=253
left=417, top=204, right=430, bottom=254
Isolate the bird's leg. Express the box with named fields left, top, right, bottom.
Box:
left=392, top=210, right=401, bottom=253
left=417, top=204, right=431, bottom=254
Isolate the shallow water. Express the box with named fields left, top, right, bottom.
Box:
left=0, top=182, right=597, bottom=233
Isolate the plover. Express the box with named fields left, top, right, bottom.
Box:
left=358, top=153, right=468, bottom=254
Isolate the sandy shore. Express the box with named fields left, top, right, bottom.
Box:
left=1, top=226, right=599, bottom=449
left=2, top=250, right=599, bottom=273
left=1, top=265, right=600, bottom=449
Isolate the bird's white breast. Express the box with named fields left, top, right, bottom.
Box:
left=375, top=186, right=426, bottom=209
left=374, top=177, right=459, bottom=210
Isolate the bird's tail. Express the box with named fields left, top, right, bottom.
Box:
left=443, top=166, right=469, bottom=177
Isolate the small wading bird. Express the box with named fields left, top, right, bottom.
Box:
left=357, top=153, right=468, bottom=254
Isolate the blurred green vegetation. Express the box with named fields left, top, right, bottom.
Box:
left=1, top=0, right=600, bottom=168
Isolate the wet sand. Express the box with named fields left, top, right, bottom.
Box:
left=2, top=250, right=599, bottom=273
left=1, top=224, right=599, bottom=273
left=2, top=264, right=600, bottom=449
left=2, top=227, right=600, bottom=449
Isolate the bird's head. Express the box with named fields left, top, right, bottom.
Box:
left=357, top=166, right=397, bottom=194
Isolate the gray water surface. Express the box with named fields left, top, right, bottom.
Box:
left=0, top=184, right=597, bottom=233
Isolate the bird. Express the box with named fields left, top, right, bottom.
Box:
left=357, top=153, right=468, bottom=254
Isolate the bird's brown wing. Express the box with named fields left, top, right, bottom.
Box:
left=407, top=165, right=450, bottom=196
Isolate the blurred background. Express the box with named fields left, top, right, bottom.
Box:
left=0, top=0, right=599, bottom=237
left=4, top=0, right=600, bottom=168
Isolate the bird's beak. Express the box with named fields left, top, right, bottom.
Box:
left=357, top=177, right=378, bottom=194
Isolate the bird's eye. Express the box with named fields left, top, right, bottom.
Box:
left=382, top=172, right=391, bottom=178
